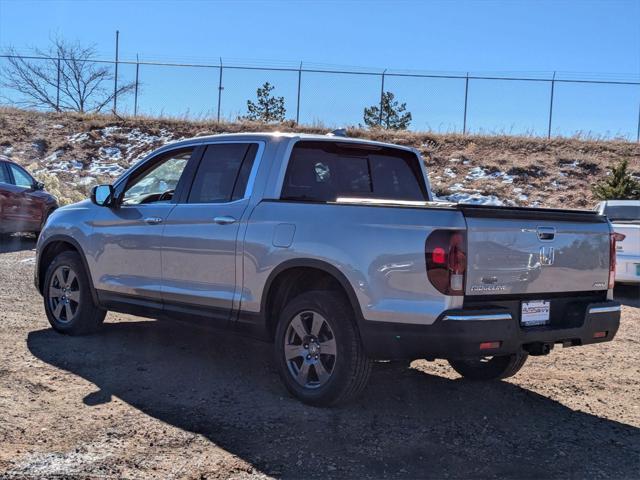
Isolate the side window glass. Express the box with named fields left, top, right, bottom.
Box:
left=8, top=164, right=34, bottom=188
left=0, top=163, right=10, bottom=184
left=188, top=143, right=258, bottom=204
left=122, top=149, right=192, bottom=205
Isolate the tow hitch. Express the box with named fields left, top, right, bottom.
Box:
left=524, top=342, right=554, bottom=356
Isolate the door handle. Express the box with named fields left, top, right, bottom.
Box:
left=144, top=217, right=163, bottom=225
left=213, top=215, right=237, bottom=225
left=537, top=226, right=556, bottom=241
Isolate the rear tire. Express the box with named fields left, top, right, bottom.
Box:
left=448, top=353, right=528, bottom=381
left=274, top=290, right=372, bottom=407
left=43, top=251, right=106, bottom=335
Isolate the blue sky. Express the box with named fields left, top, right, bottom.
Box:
left=1, top=0, right=639, bottom=138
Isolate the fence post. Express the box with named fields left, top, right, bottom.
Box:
left=134, top=54, right=140, bottom=116
left=378, top=69, right=387, bottom=126
left=217, top=57, right=223, bottom=122
left=296, top=61, right=302, bottom=125
left=636, top=102, right=640, bottom=143
left=113, top=30, right=119, bottom=115
left=56, top=57, right=61, bottom=112
left=463, top=72, right=469, bottom=134
left=547, top=71, right=556, bottom=139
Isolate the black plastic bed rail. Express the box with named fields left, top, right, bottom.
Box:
left=458, top=204, right=608, bottom=223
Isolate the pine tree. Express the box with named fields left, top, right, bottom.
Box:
left=592, top=159, right=640, bottom=200
left=244, top=82, right=286, bottom=123
left=363, top=91, right=412, bottom=130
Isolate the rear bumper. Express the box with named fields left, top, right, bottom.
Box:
left=360, top=300, right=621, bottom=360
left=616, top=254, right=640, bottom=284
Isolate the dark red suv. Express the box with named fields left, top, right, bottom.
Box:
left=0, top=156, right=58, bottom=235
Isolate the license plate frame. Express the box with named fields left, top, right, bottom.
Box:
left=521, top=300, right=551, bottom=327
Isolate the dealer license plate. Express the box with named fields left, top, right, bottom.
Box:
left=521, top=300, right=550, bottom=327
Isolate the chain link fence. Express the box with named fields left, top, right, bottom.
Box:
left=1, top=54, right=639, bottom=141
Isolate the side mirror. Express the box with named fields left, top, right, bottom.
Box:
left=91, top=184, right=115, bottom=207
left=33, top=181, right=45, bottom=191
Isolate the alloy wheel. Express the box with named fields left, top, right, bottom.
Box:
left=48, top=265, right=80, bottom=323
left=284, top=310, right=337, bottom=389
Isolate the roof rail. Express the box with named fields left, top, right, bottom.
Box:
left=327, top=128, right=348, bottom=137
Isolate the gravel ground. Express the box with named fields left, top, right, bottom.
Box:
left=0, top=235, right=639, bottom=479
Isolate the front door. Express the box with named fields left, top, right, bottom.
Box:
left=160, top=142, right=261, bottom=320
left=1, top=162, right=42, bottom=233
left=90, top=147, right=195, bottom=302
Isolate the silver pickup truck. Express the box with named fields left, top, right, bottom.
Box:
left=35, top=133, right=622, bottom=406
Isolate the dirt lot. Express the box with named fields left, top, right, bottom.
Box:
left=0, top=235, right=639, bottom=479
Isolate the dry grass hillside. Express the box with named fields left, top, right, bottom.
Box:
left=0, top=107, right=638, bottom=207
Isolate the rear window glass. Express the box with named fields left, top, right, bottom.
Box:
left=604, top=205, right=639, bottom=222
left=281, top=141, right=428, bottom=202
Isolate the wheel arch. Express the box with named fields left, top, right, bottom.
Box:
left=261, top=258, right=365, bottom=340
left=38, top=235, right=99, bottom=305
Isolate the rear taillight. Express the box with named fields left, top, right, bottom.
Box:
left=426, top=230, right=467, bottom=295
left=609, top=231, right=626, bottom=289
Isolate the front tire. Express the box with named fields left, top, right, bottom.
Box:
left=448, top=353, right=528, bottom=381
left=274, top=290, right=372, bottom=407
left=43, top=251, right=106, bottom=335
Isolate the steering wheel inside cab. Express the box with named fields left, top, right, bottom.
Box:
left=136, top=189, right=175, bottom=204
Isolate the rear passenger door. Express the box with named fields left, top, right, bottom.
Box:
left=160, top=142, right=262, bottom=321
left=0, top=162, right=14, bottom=232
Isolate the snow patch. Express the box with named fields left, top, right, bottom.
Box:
left=8, top=444, right=114, bottom=477
left=88, top=161, right=125, bottom=177
left=98, top=146, right=122, bottom=161
left=443, top=167, right=457, bottom=178
left=45, top=151, right=83, bottom=173
left=101, top=126, right=122, bottom=136
left=438, top=192, right=504, bottom=206
left=44, top=149, right=64, bottom=163
left=68, top=132, right=90, bottom=144
left=75, top=176, right=97, bottom=187
left=466, top=166, right=515, bottom=184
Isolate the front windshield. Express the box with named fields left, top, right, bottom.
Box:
left=604, top=205, right=640, bottom=223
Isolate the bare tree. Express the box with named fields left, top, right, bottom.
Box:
left=1, top=38, right=135, bottom=113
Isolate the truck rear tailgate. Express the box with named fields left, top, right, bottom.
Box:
left=461, top=205, right=611, bottom=296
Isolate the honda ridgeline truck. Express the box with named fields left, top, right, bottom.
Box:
left=35, top=133, right=622, bottom=406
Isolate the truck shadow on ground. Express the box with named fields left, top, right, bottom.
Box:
left=0, top=233, right=36, bottom=254
left=614, top=284, right=640, bottom=308
left=28, top=320, right=640, bottom=479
